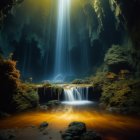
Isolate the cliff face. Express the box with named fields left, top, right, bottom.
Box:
left=109, top=0, right=140, bottom=76
left=0, top=0, right=140, bottom=80
left=81, top=0, right=140, bottom=76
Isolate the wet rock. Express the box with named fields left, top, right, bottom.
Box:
left=39, top=122, right=48, bottom=130
left=62, top=122, right=86, bottom=140
left=39, top=105, right=48, bottom=111
left=81, top=131, right=102, bottom=140
left=46, top=100, right=61, bottom=108
left=62, top=122, right=102, bottom=140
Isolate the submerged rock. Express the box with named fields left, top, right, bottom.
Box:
left=62, top=122, right=102, bottom=140
left=39, top=122, right=48, bottom=130
left=68, top=122, right=86, bottom=135
left=46, top=100, right=61, bottom=109
left=62, top=122, right=86, bottom=139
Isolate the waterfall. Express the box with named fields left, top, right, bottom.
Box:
left=64, top=86, right=89, bottom=101
left=54, top=0, right=71, bottom=82
left=38, top=85, right=95, bottom=105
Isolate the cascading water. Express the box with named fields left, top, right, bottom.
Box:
left=54, top=0, right=71, bottom=82
left=64, top=87, right=89, bottom=101
left=62, top=86, right=93, bottom=105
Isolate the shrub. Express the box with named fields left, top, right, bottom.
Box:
left=13, top=84, right=39, bottom=111
left=0, top=56, right=39, bottom=113
left=104, top=45, right=131, bottom=73
left=100, top=79, right=140, bottom=112
left=0, top=57, right=20, bottom=112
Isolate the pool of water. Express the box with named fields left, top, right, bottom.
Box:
left=0, top=105, right=140, bottom=140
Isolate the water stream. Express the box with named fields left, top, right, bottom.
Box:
left=54, top=0, right=71, bottom=82
left=62, top=85, right=93, bottom=105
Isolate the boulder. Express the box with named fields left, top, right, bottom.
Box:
left=81, top=131, right=102, bottom=140
left=62, top=122, right=86, bottom=140
left=62, top=122, right=102, bottom=140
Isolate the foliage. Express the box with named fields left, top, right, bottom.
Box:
left=0, top=57, right=20, bottom=112
left=90, top=70, right=140, bottom=113
left=91, top=72, right=107, bottom=87
left=101, top=79, right=140, bottom=113
left=0, top=56, right=39, bottom=113
left=104, top=45, right=131, bottom=73
left=72, top=79, right=91, bottom=84
left=13, top=84, right=39, bottom=111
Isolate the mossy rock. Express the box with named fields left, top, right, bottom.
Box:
left=13, top=86, right=39, bottom=111
left=100, top=79, right=140, bottom=114
left=104, top=45, right=131, bottom=73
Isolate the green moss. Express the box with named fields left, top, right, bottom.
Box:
left=0, top=56, right=39, bottom=113
left=43, top=82, right=52, bottom=88
left=0, top=57, right=21, bottom=112
left=72, top=79, right=91, bottom=84
left=104, top=45, right=131, bottom=73
left=13, top=85, right=39, bottom=111
left=100, top=79, right=140, bottom=112
left=89, top=70, right=140, bottom=113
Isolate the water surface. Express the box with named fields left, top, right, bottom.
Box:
left=0, top=104, right=140, bottom=140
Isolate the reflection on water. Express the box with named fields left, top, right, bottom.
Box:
left=0, top=105, right=140, bottom=140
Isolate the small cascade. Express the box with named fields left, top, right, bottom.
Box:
left=63, top=86, right=89, bottom=101
left=38, top=84, right=97, bottom=105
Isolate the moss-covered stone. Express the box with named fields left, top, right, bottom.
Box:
left=104, top=45, right=131, bottom=73
left=13, top=84, right=39, bottom=111
left=90, top=70, right=140, bottom=114
left=100, top=79, right=140, bottom=114
left=72, top=79, right=91, bottom=84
